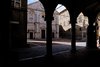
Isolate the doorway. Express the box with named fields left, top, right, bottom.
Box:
left=41, top=30, right=45, bottom=39
left=30, top=32, right=33, bottom=39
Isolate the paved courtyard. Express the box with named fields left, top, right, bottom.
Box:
left=8, top=39, right=100, bottom=67
left=9, top=39, right=86, bottom=62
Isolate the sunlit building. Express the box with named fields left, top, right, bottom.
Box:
left=58, top=9, right=89, bottom=41
left=27, top=1, right=59, bottom=39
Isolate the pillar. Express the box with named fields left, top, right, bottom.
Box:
left=86, top=14, right=97, bottom=48
left=71, top=22, right=76, bottom=52
left=45, top=16, right=53, bottom=57
left=70, top=14, right=77, bottom=52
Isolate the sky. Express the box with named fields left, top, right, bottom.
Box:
left=28, top=0, right=38, bottom=4
left=27, top=0, right=66, bottom=12
left=56, top=4, right=66, bottom=13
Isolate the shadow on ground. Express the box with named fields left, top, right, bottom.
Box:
left=8, top=47, right=100, bottom=67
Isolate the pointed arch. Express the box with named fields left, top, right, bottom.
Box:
left=77, top=12, right=84, bottom=24
left=54, top=4, right=71, bottom=31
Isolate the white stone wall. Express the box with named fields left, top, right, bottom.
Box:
left=58, top=10, right=71, bottom=31
left=27, top=23, right=34, bottom=30
left=77, top=12, right=85, bottom=27
left=27, top=8, right=34, bottom=23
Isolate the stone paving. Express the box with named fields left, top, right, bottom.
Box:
left=8, top=39, right=100, bottom=67
left=8, top=47, right=100, bottom=67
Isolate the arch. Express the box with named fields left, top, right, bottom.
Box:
left=77, top=12, right=84, bottom=25
left=76, top=12, right=89, bottom=47
left=27, top=0, right=46, bottom=39
left=76, top=12, right=89, bottom=28
left=27, top=0, right=100, bottom=52
left=53, top=4, right=71, bottom=39
left=9, top=0, right=100, bottom=63
left=55, top=4, right=71, bottom=31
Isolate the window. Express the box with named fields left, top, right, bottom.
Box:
left=41, top=12, right=45, bottom=18
left=42, top=15, right=44, bottom=18
left=14, top=0, right=21, bottom=8
left=11, top=0, right=21, bottom=8
left=11, top=0, right=14, bottom=7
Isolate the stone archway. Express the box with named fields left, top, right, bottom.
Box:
left=39, top=0, right=100, bottom=55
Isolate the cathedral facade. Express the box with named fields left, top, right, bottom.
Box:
left=27, top=1, right=59, bottom=39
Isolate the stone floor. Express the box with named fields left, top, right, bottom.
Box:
left=8, top=47, right=100, bottom=67
left=7, top=39, right=100, bottom=67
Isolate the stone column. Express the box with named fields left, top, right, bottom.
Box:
left=86, top=15, right=97, bottom=48
left=71, top=22, right=76, bottom=52
left=70, top=15, right=77, bottom=52
left=45, top=16, right=53, bottom=57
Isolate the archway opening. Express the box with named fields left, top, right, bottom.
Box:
left=27, top=0, right=46, bottom=58
left=76, top=12, right=89, bottom=48
left=52, top=4, right=72, bottom=53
